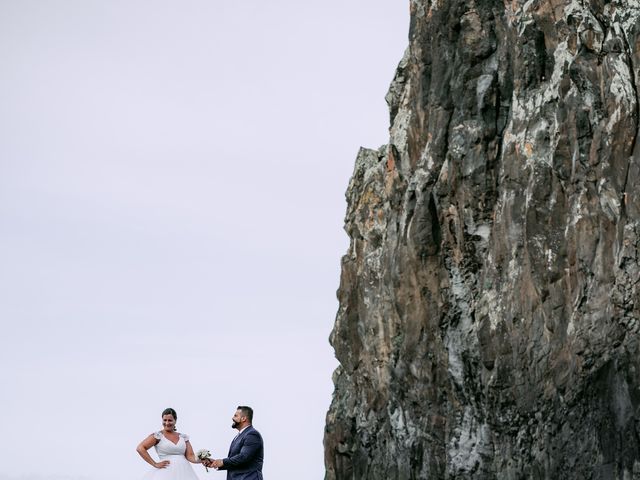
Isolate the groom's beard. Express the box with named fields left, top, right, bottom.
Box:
left=232, top=421, right=239, bottom=429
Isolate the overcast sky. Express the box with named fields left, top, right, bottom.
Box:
left=0, top=2, right=407, bottom=479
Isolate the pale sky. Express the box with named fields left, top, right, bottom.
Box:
left=0, top=2, right=407, bottom=479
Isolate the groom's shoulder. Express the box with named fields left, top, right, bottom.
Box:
left=247, top=426, right=263, bottom=440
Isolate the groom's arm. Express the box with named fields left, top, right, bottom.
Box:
left=218, top=432, right=262, bottom=471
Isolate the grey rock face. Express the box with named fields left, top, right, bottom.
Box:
left=325, top=1, right=640, bottom=479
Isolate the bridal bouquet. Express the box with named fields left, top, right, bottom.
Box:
left=196, top=449, right=212, bottom=472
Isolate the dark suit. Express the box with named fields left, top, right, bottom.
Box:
left=219, top=425, right=264, bottom=480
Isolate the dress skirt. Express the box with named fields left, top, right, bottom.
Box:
left=140, top=454, right=200, bottom=480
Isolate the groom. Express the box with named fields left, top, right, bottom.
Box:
left=207, top=406, right=264, bottom=479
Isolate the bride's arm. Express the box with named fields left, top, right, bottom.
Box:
left=184, top=440, right=200, bottom=464
left=136, top=434, right=169, bottom=469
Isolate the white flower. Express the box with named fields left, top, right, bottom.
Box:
left=196, top=449, right=212, bottom=472
left=196, top=449, right=211, bottom=460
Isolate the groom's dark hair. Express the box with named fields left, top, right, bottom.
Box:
left=237, top=405, right=253, bottom=423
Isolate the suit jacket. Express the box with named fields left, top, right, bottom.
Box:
left=220, top=425, right=264, bottom=480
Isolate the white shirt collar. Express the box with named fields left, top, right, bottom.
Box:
left=233, top=424, right=251, bottom=439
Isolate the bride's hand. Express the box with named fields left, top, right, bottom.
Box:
left=154, top=460, right=170, bottom=469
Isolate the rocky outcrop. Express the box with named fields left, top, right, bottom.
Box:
left=325, top=1, right=640, bottom=479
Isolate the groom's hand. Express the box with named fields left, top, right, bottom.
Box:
left=212, top=459, right=224, bottom=469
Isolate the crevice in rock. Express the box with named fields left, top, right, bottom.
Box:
left=325, top=2, right=640, bottom=479
left=620, top=28, right=639, bottom=198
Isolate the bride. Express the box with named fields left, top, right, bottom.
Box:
left=136, top=408, right=202, bottom=479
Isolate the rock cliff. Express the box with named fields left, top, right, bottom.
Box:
left=324, top=1, right=640, bottom=478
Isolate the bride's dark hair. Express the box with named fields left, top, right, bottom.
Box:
left=162, top=408, right=178, bottom=430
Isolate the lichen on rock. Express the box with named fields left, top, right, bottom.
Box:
left=325, top=1, right=640, bottom=478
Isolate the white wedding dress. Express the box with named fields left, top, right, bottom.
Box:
left=141, top=432, right=200, bottom=480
